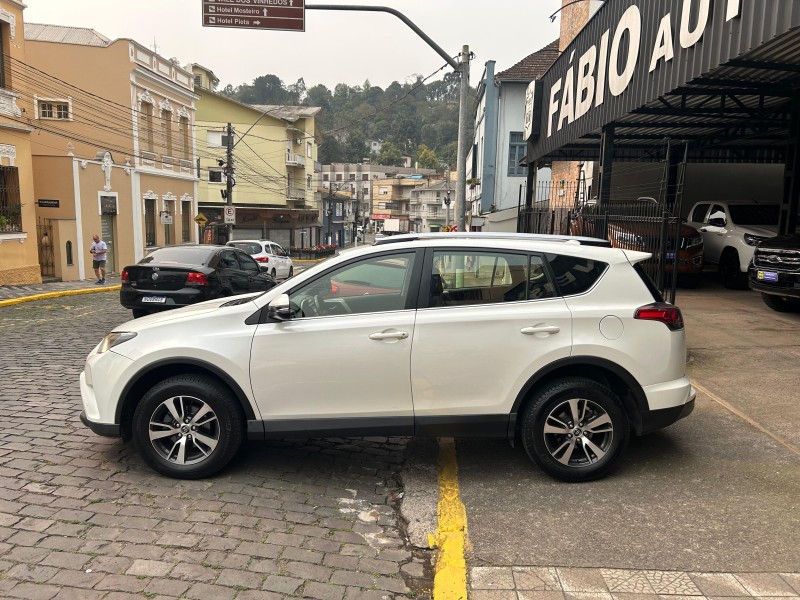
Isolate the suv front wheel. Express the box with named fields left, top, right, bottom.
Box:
left=132, top=374, right=244, bottom=479
left=521, top=377, right=629, bottom=482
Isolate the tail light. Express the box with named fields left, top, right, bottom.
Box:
left=121, top=268, right=129, bottom=283
left=256, top=256, right=269, bottom=263
left=634, top=303, right=684, bottom=330
left=186, top=272, right=209, bottom=286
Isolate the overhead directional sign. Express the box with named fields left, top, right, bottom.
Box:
left=202, top=0, right=305, bottom=32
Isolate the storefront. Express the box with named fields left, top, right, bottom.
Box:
left=524, top=0, right=800, bottom=235
left=197, top=205, right=322, bottom=249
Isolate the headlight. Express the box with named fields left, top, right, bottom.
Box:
left=97, top=332, right=137, bottom=353
left=613, top=231, right=645, bottom=247
left=685, top=235, right=703, bottom=249
left=744, top=233, right=766, bottom=247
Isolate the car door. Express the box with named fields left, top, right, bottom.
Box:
left=217, top=250, right=248, bottom=294
left=236, top=251, right=272, bottom=292
left=249, top=250, right=422, bottom=435
left=697, top=203, right=728, bottom=264
left=410, top=249, right=573, bottom=433
left=270, top=243, right=290, bottom=278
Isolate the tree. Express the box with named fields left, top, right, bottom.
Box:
left=344, top=130, right=369, bottom=163
left=415, top=144, right=441, bottom=171
left=376, top=141, right=404, bottom=167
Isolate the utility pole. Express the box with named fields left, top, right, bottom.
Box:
left=225, top=122, right=234, bottom=242
left=456, top=45, right=470, bottom=233
left=445, top=167, right=452, bottom=228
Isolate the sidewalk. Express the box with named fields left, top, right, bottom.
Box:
left=0, top=276, right=120, bottom=305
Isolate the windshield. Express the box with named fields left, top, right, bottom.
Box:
left=139, top=247, right=216, bottom=265
left=728, top=204, right=779, bottom=226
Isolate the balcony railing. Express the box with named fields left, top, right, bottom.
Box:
left=288, top=187, right=307, bottom=200
left=286, top=153, right=307, bottom=168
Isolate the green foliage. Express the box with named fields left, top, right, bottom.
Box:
left=225, top=73, right=474, bottom=165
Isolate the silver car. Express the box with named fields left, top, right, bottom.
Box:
left=226, top=240, right=294, bottom=279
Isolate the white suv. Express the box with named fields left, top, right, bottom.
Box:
left=686, top=200, right=779, bottom=288
left=226, top=240, right=294, bottom=280
left=80, top=233, right=695, bottom=482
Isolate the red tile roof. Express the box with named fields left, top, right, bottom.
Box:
left=495, top=40, right=560, bottom=81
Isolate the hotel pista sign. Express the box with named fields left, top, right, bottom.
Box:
left=202, top=0, right=305, bottom=32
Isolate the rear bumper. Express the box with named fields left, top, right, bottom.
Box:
left=637, top=379, right=696, bottom=434
left=120, top=286, right=208, bottom=310
left=639, top=397, right=695, bottom=435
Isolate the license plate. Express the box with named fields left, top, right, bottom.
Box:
left=142, top=296, right=167, bottom=304
left=757, top=271, right=778, bottom=282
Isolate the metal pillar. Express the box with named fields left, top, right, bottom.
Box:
left=781, top=89, right=800, bottom=236
left=597, top=124, right=615, bottom=207
left=456, top=45, right=470, bottom=233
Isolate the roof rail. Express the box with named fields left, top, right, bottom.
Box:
left=373, top=231, right=612, bottom=248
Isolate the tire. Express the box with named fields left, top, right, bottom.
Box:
left=132, top=309, right=149, bottom=319
left=679, top=274, right=701, bottom=289
left=521, top=377, right=629, bottom=482
left=288, top=266, right=294, bottom=278
left=270, top=268, right=277, bottom=278
left=762, top=293, right=800, bottom=313
left=132, top=374, right=244, bottom=479
left=720, top=250, right=747, bottom=289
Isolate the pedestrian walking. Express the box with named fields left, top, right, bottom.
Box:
left=89, top=233, right=107, bottom=284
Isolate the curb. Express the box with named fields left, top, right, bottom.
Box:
left=0, top=285, right=122, bottom=308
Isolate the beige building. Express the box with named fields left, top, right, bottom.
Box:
left=191, top=64, right=322, bottom=250
left=0, top=0, right=41, bottom=285
left=371, top=176, right=436, bottom=233
left=21, top=24, right=199, bottom=281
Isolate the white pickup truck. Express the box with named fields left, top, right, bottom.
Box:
left=686, top=200, right=779, bottom=289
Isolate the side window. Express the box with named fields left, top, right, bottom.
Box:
left=430, top=251, right=530, bottom=307
left=237, top=253, right=260, bottom=273
left=690, top=203, right=710, bottom=223
left=219, top=251, right=240, bottom=270
left=275, top=245, right=287, bottom=257
left=708, top=204, right=727, bottom=226
left=270, top=244, right=282, bottom=256
left=546, top=254, right=608, bottom=296
left=289, top=252, right=417, bottom=318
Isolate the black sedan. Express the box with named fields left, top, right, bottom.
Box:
left=120, top=245, right=277, bottom=318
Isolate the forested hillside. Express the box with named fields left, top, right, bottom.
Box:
left=220, top=73, right=473, bottom=170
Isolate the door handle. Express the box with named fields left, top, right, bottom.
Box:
left=521, top=325, right=560, bottom=335
left=369, top=331, right=409, bottom=340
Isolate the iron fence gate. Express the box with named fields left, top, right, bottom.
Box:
left=37, top=218, right=55, bottom=279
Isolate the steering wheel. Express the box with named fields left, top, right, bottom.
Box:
left=299, top=295, right=324, bottom=317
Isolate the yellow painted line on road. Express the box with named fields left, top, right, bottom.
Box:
left=432, top=438, right=468, bottom=600
left=693, top=380, right=800, bottom=459
left=0, top=285, right=121, bottom=308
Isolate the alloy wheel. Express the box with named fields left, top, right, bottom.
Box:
left=543, top=398, right=614, bottom=467
left=147, top=395, right=219, bottom=465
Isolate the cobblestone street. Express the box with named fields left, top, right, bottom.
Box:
left=0, top=294, right=430, bottom=599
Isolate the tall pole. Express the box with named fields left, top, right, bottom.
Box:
left=225, top=122, right=234, bottom=242
left=456, top=45, right=470, bottom=232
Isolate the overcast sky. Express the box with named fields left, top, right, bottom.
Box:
left=23, top=0, right=563, bottom=91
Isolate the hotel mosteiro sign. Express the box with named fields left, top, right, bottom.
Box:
left=202, top=0, right=305, bottom=32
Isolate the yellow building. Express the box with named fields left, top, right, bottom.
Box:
left=19, top=24, right=199, bottom=281
left=192, top=64, right=322, bottom=249
left=0, top=0, right=41, bottom=285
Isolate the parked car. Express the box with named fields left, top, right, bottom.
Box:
left=748, top=234, right=800, bottom=312
left=81, top=232, right=695, bottom=482
left=570, top=201, right=704, bottom=287
left=226, top=239, right=294, bottom=279
left=120, top=245, right=277, bottom=318
left=686, top=200, right=780, bottom=289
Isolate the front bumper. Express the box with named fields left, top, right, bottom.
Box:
left=748, top=266, right=800, bottom=298
left=80, top=410, right=120, bottom=437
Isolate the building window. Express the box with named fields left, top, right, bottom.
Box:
left=144, top=197, right=156, bottom=246
left=0, top=166, right=22, bottom=232
left=363, top=187, right=369, bottom=197
left=508, top=132, right=528, bottom=177
left=163, top=113, right=173, bottom=157
left=206, top=131, right=230, bottom=148
left=182, top=202, right=192, bottom=242
left=140, top=102, right=154, bottom=152
left=194, top=74, right=202, bottom=88
left=38, top=100, right=71, bottom=120
left=307, top=175, right=312, bottom=189
left=323, top=174, right=329, bottom=182
left=349, top=174, right=356, bottom=181
left=362, top=174, right=369, bottom=181
left=0, top=23, right=6, bottom=89
left=336, top=173, right=343, bottom=182
left=209, top=169, right=223, bottom=183
left=179, top=117, right=190, bottom=159
left=306, top=142, right=312, bottom=158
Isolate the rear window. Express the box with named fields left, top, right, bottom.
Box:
left=228, top=242, right=262, bottom=255
left=633, top=263, right=665, bottom=302
left=546, top=254, right=608, bottom=296
left=139, top=247, right=215, bottom=265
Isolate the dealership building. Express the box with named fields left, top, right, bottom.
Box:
left=523, top=0, right=800, bottom=235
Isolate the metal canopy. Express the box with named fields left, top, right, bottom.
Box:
left=529, top=1, right=800, bottom=165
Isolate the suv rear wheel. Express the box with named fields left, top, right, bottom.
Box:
left=132, top=375, right=244, bottom=479
left=521, top=377, right=629, bottom=482
left=720, top=249, right=747, bottom=289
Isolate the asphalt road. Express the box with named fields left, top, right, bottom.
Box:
left=456, top=279, right=800, bottom=574
left=0, top=293, right=429, bottom=599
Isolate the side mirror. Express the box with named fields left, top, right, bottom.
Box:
left=268, top=293, right=293, bottom=321
left=708, top=217, right=726, bottom=227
